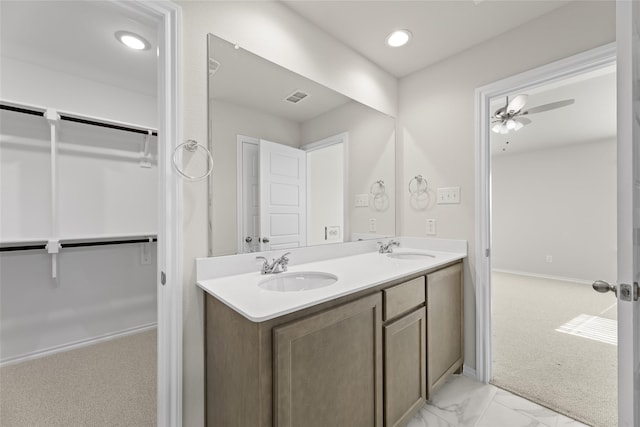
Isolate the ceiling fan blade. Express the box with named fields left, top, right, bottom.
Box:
left=507, top=94, right=528, bottom=114
left=524, top=99, right=575, bottom=115
left=518, top=117, right=532, bottom=125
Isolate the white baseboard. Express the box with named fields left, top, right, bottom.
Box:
left=0, top=323, right=157, bottom=367
left=462, top=364, right=477, bottom=380
left=491, top=269, right=593, bottom=285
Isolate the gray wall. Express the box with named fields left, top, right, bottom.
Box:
left=301, top=101, right=396, bottom=238
left=491, top=139, right=617, bottom=283
left=398, top=1, right=616, bottom=369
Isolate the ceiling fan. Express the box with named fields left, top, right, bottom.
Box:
left=491, top=94, right=575, bottom=134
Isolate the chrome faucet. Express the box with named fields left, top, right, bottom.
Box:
left=256, top=252, right=291, bottom=274
left=377, top=240, right=399, bottom=253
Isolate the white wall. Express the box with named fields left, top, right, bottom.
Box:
left=179, top=2, right=397, bottom=424
left=1, top=112, right=158, bottom=241
left=301, top=101, right=396, bottom=238
left=492, top=139, right=617, bottom=283
left=210, top=100, right=300, bottom=256
left=0, top=43, right=158, bottom=364
left=1, top=57, right=156, bottom=127
left=0, top=246, right=157, bottom=363
left=307, top=143, right=344, bottom=245
left=398, top=0, right=616, bottom=369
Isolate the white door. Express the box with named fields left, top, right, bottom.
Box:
left=239, top=139, right=260, bottom=253
left=259, top=139, right=307, bottom=251
left=615, top=2, right=639, bottom=425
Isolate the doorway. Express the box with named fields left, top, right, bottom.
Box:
left=236, top=133, right=347, bottom=253
left=474, top=43, right=618, bottom=426
left=489, top=64, right=617, bottom=426
left=0, top=1, right=181, bottom=425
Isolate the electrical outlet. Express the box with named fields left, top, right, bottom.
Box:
left=546, top=255, right=553, bottom=263
left=326, top=226, right=340, bottom=241
left=355, top=194, right=369, bottom=207
left=369, top=218, right=377, bottom=232
left=437, top=187, right=461, bottom=204
left=425, top=219, right=436, bottom=235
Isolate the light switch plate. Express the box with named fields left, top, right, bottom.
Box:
left=355, top=194, right=369, bottom=207
left=437, top=187, right=461, bottom=204
left=369, top=218, right=377, bottom=232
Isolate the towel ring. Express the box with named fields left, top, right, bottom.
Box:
left=172, top=139, right=213, bottom=182
left=408, top=175, right=428, bottom=194
left=370, top=180, right=386, bottom=198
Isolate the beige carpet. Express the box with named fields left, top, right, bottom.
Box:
left=0, top=329, right=156, bottom=427
left=491, top=272, right=617, bottom=427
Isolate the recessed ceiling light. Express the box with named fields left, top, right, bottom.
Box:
left=115, top=31, right=150, bottom=51
left=386, top=30, right=412, bottom=47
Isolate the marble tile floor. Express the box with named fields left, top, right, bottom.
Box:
left=406, top=375, right=589, bottom=427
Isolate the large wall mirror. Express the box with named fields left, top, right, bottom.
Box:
left=207, top=34, right=396, bottom=256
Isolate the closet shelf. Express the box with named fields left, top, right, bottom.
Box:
left=0, top=101, right=158, bottom=136
left=0, top=233, right=157, bottom=252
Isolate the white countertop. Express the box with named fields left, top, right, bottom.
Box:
left=197, top=241, right=466, bottom=322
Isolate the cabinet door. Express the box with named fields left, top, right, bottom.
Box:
left=273, top=293, right=383, bottom=427
left=384, top=307, right=427, bottom=427
left=426, top=262, right=463, bottom=398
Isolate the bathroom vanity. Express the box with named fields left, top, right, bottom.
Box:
left=197, top=240, right=465, bottom=427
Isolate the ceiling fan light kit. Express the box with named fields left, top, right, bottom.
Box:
left=490, top=94, right=574, bottom=134
left=492, top=120, right=522, bottom=134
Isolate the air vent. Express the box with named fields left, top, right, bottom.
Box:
left=283, top=90, right=309, bottom=104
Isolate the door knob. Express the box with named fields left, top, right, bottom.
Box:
left=592, top=280, right=617, bottom=296
left=262, top=237, right=270, bottom=243
left=245, top=236, right=252, bottom=243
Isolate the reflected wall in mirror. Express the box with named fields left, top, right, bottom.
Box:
left=207, top=34, right=395, bottom=256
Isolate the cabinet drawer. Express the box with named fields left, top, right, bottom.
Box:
left=383, top=276, right=425, bottom=320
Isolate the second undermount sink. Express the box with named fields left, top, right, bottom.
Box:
left=258, top=271, right=338, bottom=292
left=386, top=252, right=435, bottom=260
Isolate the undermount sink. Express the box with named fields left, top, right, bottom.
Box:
left=386, top=252, right=435, bottom=260
left=258, top=271, right=338, bottom=292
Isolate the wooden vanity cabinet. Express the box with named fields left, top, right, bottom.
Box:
left=382, top=276, right=427, bottom=427
left=204, top=261, right=463, bottom=427
left=205, top=291, right=384, bottom=427
left=384, top=307, right=427, bottom=427
left=273, top=293, right=383, bottom=427
left=426, top=262, right=464, bottom=398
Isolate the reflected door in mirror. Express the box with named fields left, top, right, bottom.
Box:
left=259, top=139, right=307, bottom=251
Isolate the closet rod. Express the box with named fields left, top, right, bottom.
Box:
left=0, top=103, right=158, bottom=136
left=0, top=238, right=158, bottom=252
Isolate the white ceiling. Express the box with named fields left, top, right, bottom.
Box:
left=490, top=65, right=617, bottom=157
left=209, top=35, right=351, bottom=123
left=1, top=0, right=615, bottom=148
left=0, top=1, right=158, bottom=97
left=1, top=1, right=576, bottom=98
left=281, top=0, right=571, bottom=78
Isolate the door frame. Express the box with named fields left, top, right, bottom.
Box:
left=236, top=135, right=260, bottom=253
left=474, top=42, right=616, bottom=384
left=301, top=132, right=349, bottom=244
left=615, top=1, right=639, bottom=424
left=112, top=2, right=182, bottom=426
